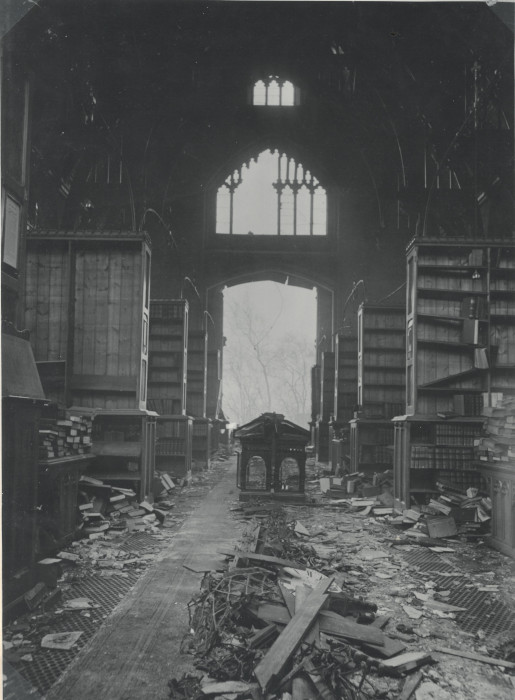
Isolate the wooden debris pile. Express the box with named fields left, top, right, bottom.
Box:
left=78, top=475, right=175, bottom=535
left=170, top=511, right=439, bottom=700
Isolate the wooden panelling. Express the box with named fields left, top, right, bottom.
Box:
left=25, top=232, right=150, bottom=409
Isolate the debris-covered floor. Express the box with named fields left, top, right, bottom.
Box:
left=4, top=455, right=515, bottom=700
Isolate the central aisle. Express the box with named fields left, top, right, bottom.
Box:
left=47, top=459, right=241, bottom=700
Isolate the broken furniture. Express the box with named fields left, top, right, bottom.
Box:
left=235, top=412, right=310, bottom=500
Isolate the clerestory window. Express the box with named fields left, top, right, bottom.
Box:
left=252, top=78, right=297, bottom=106
left=216, top=149, right=327, bottom=236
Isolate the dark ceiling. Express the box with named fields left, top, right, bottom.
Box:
left=3, top=1, right=513, bottom=235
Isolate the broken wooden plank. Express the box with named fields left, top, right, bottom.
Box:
left=360, top=636, right=406, bottom=659
left=318, top=610, right=384, bottom=646
left=279, top=581, right=296, bottom=617
left=380, top=651, right=433, bottom=676
left=398, top=671, right=423, bottom=700
left=256, top=604, right=385, bottom=647
left=304, top=658, right=336, bottom=700
left=221, top=551, right=304, bottom=569
left=433, top=646, right=515, bottom=670
left=296, top=583, right=320, bottom=645
left=248, top=624, right=279, bottom=649
left=254, top=576, right=334, bottom=692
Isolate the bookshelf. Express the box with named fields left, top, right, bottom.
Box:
left=187, top=329, right=208, bottom=419
left=192, top=417, right=212, bottom=470
left=148, top=299, right=188, bottom=416
left=334, top=333, right=358, bottom=426
left=350, top=305, right=405, bottom=474
left=393, top=415, right=485, bottom=510
left=316, top=351, right=335, bottom=462
left=90, top=409, right=157, bottom=500
left=406, top=239, right=515, bottom=416
left=350, top=419, right=394, bottom=475
left=155, top=414, right=193, bottom=478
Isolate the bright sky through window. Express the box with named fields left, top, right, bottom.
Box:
left=252, top=78, right=296, bottom=106
left=216, top=150, right=327, bottom=236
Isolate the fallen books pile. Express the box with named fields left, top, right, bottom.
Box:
left=39, top=410, right=93, bottom=460
left=78, top=474, right=176, bottom=535
left=475, top=396, right=515, bottom=464
left=389, top=479, right=491, bottom=542
left=169, top=510, right=439, bottom=700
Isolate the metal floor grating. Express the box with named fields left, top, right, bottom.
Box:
left=450, top=587, right=515, bottom=637
left=401, top=547, right=515, bottom=637
left=120, top=531, right=163, bottom=552
left=401, top=547, right=458, bottom=574
left=13, top=569, right=142, bottom=695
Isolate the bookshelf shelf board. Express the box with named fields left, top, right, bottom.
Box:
left=416, top=339, right=480, bottom=349
left=419, top=368, right=483, bottom=388
left=490, top=314, right=515, bottom=321
left=417, top=288, right=488, bottom=298
left=417, top=265, right=489, bottom=272
left=89, top=472, right=142, bottom=481
left=417, top=387, right=483, bottom=394
left=490, top=290, right=515, bottom=297
left=363, top=327, right=407, bottom=334
left=416, top=313, right=488, bottom=323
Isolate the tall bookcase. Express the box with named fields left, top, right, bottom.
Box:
left=333, top=333, right=358, bottom=426
left=147, top=300, right=192, bottom=478
left=406, top=239, right=515, bottom=416
left=24, top=230, right=152, bottom=410
left=316, top=351, right=335, bottom=463
left=148, top=299, right=188, bottom=416
left=187, top=329, right=208, bottom=419
left=350, top=305, right=405, bottom=473
left=394, top=238, right=515, bottom=509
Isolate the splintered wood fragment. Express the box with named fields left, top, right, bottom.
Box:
left=296, top=584, right=320, bottom=645
left=279, top=581, right=296, bottom=617
left=256, top=604, right=385, bottom=646
left=248, top=624, right=279, bottom=649
left=398, top=671, right=423, bottom=700
left=292, top=675, right=317, bottom=700
left=380, top=651, right=433, bottom=676
left=371, top=615, right=391, bottom=629
left=304, top=658, right=336, bottom=700
left=220, top=551, right=304, bottom=569
left=434, top=646, right=515, bottom=669
left=318, top=611, right=384, bottom=646
left=254, top=576, right=334, bottom=692
left=248, top=523, right=262, bottom=553
left=360, top=636, right=406, bottom=659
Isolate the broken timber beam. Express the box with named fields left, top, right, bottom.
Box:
left=434, top=646, right=515, bottom=670
left=254, top=576, right=334, bottom=692
left=220, top=551, right=304, bottom=569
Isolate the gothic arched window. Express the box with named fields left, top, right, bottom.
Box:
left=216, top=149, right=327, bottom=236
left=252, top=77, right=296, bottom=106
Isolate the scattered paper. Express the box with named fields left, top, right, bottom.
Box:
left=402, top=604, right=424, bottom=620
left=41, top=632, right=83, bottom=650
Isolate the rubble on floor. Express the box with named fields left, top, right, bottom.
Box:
left=2, top=455, right=232, bottom=696
left=170, top=469, right=515, bottom=700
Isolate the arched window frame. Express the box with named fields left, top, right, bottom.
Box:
left=252, top=77, right=299, bottom=107
left=216, top=149, right=327, bottom=237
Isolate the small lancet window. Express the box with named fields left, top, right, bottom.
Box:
left=252, top=77, right=297, bottom=106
